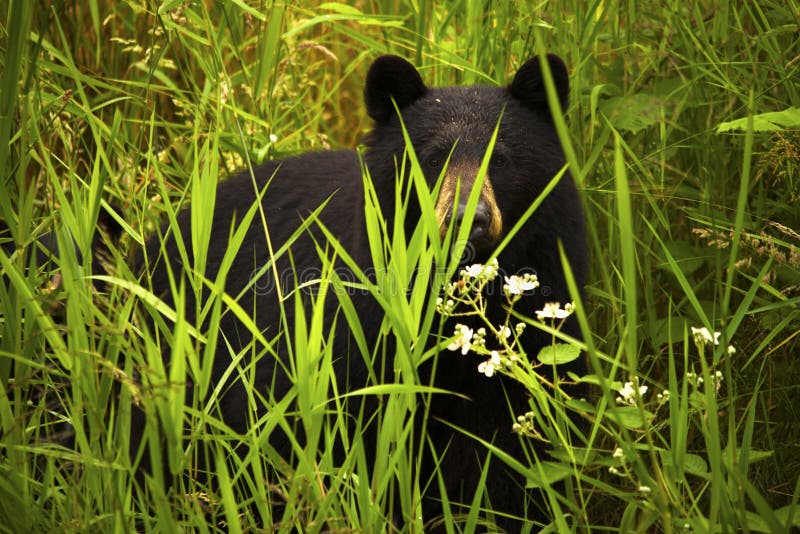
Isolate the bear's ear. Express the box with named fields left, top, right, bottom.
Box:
left=509, top=54, right=569, bottom=112
left=365, top=55, right=427, bottom=122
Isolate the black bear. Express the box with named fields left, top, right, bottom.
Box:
left=135, top=54, right=587, bottom=530
left=0, top=204, right=122, bottom=290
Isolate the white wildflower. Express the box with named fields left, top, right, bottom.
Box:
left=482, top=258, right=500, bottom=280
left=691, top=326, right=721, bottom=346
left=616, top=381, right=648, bottom=405
left=503, top=273, right=539, bottom=295
left=478, top=351, right=502, bottom=377
left=714, top=370, right=724, bottom=392
left=613, top=447, right=625, bottom=459
left=512, top=410, right=540, bottom=437
left=472, top=327, right=487, bottom=348
left=447, top=324, right=473, bottom=355
left=461, top=258, right=500, bottom=281
left=638, top=485, right=652, bottom=494
left=535, top=301, right=574, bottom=320
left=497, top=325, right=512, bottom=340
left=461, top=263, right=486, bottom=279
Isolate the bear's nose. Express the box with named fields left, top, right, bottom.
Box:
left=456, top=200, right=492, bottom=244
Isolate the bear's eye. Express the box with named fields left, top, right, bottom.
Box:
left=491, top=153, right=509, bottom=168
left=426, top=156, right=443, bottom=169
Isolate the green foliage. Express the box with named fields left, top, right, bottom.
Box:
left=716, top=107, right=800, bottom=133
left=1, top=0, right=799, bottom=532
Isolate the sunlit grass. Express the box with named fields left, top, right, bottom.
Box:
left=1, top=0, right=798, bottom=532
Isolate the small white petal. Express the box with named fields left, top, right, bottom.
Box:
left=535, top=302, right=572, bottom=320
left=478, top=360, right=495, bottom=377
left=461, top=263, right=485, bottom=279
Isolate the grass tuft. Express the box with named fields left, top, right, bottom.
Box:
left=1, top=0, right=798, bottom=531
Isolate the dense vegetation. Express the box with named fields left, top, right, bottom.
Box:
left=1, top=1, right=798, bottom=532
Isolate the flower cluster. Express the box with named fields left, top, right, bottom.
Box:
left=439, top=260, right=578, bottom=388
left=608, top=445, right=653, bottom=494
left=691, top=326, right=736, bottom=355
left=616, top=380, right=648, bottom=406
left=446, top=324, right=474, bottom=355
left=511, top=411, right=544, bottom=440
left=713, top=370, right=724, bottom=392
left=503, top=273, right=539, bottom=299
left=608, top=445, right=626, bottom=476
left=478, top=351, right=502, bottom=377
left=535, top=301, right=574, bottom=321
left=445, top=322, right=515, bottom=377
left=461, top=259, right=500, bottom=281
left=435, top=297, right=456, bottom=315
left=437, top=259, right=499, bottom=319
left=686, top=369, right=724, bottom=393
left=691, top=326, right=721, bottom=346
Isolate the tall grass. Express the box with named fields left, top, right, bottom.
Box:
left=1, top=0, right=799, bottom=532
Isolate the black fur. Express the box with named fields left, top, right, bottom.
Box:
left=0, top=204, right=122, bottom=293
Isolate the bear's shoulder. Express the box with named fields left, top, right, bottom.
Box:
left=221, top=149, right=361, bottom=195
left=209, top=149, right=363, bottom=220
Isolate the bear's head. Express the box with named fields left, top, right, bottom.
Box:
left=362, top=54, right=571, bottom=263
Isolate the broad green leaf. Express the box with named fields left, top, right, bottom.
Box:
left=657, top=239, right=705, bottom=275
left=601, top=94, right=664, bottom=133
left=525, top=461, right=572, bottom=488
left=607, top=406, right=651, bottom=429
left=722, top=445, right=774, bottom=466
left=775, top=505, right=800, bottom=529
left=745, top=510, right=775, bottom=533
left=716, top=107, right=800, bottom=132
left=650, top=316, right=690, bottom=347
left=536, top=343, right=582, bottom=365
left=684, top=453, right=709, bottom=477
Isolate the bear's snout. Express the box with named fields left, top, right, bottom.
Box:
left=434, top=162, right=503, bottom=257
left=443, top=198, right=497, bottom=255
